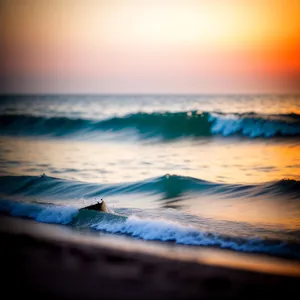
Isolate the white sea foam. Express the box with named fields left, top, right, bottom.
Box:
left=0, top=199, right=78, bottom=224
left=92, top=215, right=291, bottom=256
left=209, top=113, right=300, bottom=137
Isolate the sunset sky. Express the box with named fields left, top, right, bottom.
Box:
left=1, top=0, right=300, bottom=94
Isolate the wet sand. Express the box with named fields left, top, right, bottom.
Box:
left=1, top=215, right=300, bottom=300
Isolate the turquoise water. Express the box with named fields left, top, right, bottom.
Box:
left=0, top=94, right=300, bottom=259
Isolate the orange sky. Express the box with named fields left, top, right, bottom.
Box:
left=1, top=0, right=300, bottom=94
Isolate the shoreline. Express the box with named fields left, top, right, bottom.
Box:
left=1, top=215, right=300, bottom=299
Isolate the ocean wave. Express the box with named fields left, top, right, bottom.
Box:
left=0, top=174, right=299, bottom=202
left=1, top=112, right=300, bottom=140
left=0, top=199, right=78, bottom=224
left=0, top=199, right=299, bottom=259
left=92, top=215, right=300, bottom=259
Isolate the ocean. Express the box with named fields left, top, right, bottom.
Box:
left=0, top=94, right=300, bottom=260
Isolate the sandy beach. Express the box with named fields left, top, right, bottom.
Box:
left=1, top=215, right=300, bottom=300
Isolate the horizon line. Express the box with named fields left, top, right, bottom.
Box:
left=1, top=92, right=300, bottom=97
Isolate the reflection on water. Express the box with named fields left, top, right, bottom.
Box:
left=0, top=136, right=299, bottom=229
left=0, top=136, right=299, bottom=185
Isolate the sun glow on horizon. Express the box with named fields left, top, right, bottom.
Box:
left=1, top=0, right=300, bottom=93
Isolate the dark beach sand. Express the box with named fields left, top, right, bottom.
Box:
left=1, top=215, right=300, bottom=300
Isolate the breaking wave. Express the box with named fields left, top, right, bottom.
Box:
left=1, top=111, right=300, bottom=140
left=0, top=198, right=299, bottom=259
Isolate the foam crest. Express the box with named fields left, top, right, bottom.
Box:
left=0, top=199, right=78, bottom=225
left=92, top=216, right=299, bottom=258
left=209, top=113, right=300, bottom=137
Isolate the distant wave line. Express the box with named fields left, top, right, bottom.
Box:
left=1, top=111, right=300, bottom=140
left=0, top=174, right=299, bottom=201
